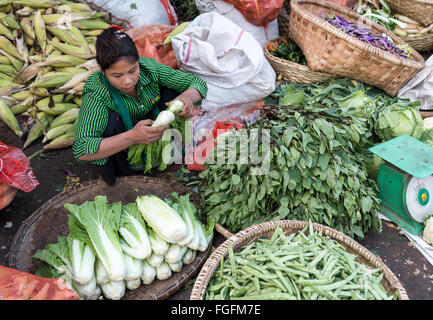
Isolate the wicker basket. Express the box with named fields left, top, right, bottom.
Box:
left=278, top=7, right=291, bottom=38
left=402, top=33, right=433, bottom=52
left=387, top=0, right=433, bottom=26
left=265, top=37, right=335, bottom=83
left=8, top=176, right=211, bottom=300
left=288, top=0, right=425, bottom=97
left=190, top=220, right=409, bottom=300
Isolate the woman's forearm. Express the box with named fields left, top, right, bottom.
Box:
left=78, top=131, right=135, bottom=161
left=178, top=87, right=203, bottom=104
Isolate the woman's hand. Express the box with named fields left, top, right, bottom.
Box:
left=127, top=120, right=168, bottom=145
left=167, top=88, right=203, bottom=119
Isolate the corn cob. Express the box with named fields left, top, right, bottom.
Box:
left=0, top=4, right=11, bottom=13
left=0, top=63, right=17, bottom=76
left=81, top=29, right=104, bottom=37
left=0, top=71, right=12, bottom=81
left=44, top=54, right=87, bottom=68
left=12, top=0, right=59, bottom=9
left=15, top=30, right=29, bottom=64
left=15, top=7, right=35, bottom=16
left=10, top=103, right=31, bottom=115
left=56, top=67, right=88, bottom=75
left=72, top=19, right=110, bottom=30
left=43, top=132, right=74, bottom=149
left=29, top=86, right=49, bottom=97
left=43, top=122, right=73, bottom=143
left=36, top=94, right=65, bottom=108
left=17, top=62, right=45, bottom=84
left=32, top=10, right=47, bottom=53
left=0, top=13, right=20, bottom=29
left=0, top=49, right=24, bottom=72
left=0, top=55, right=9, bottom=64
left=0, top=21, right=15, bottom=40
left=57, top=3, right=92, bottom=13
left=49, top=107, right=79, bottom=128
left=11, top=89, right=31, bottom=101
left=68, top=26, right=89, bottom=51
left=0, top=0, right=10, bottom=6
left=23, top=112, right=53, bottom=149
left=0, top=98, right=23, bottom=137
left=38, top=102, right=78, bottom=115
left=32, top=71, right=73, bottom=88
left=0, top=36, right=23, bottom=60
left=48, top=40, right=94, bottom=59
left=53, top=69, right=94, bottom=93
left=46, top=26, right=80, bottom=46
left=0, top=78, right=23, bottom=95
left=20, top=17, right=35, bottom=39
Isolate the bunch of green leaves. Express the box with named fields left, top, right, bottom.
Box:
left=269, top=39, right=307, bottom=65
left=273, top=78, right=422, bottom=146
left=127, top=117, right=186, bottom=174
left=198, top=104, right=382, bottom=239
left=170, top=0, right=201, bottom=23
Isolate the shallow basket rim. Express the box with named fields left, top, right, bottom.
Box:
left=290, top=0, right=425, bottom=69
left=190, top=220, right=409, bottom=300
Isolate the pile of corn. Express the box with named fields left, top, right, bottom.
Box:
left=0, top=0, right=118, bottom=150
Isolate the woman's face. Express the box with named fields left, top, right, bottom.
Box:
left=103, top=57, right=140, bottom=95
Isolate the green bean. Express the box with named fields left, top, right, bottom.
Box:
left=231, top=292, right=297, bottom=300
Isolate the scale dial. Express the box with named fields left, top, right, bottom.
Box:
left=405, top=175, right=433, bottom=223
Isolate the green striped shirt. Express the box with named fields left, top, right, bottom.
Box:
left=73, top=57, right=207, bottom=166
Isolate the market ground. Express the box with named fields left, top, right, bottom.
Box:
left=1, top=116, right=433, bottom=300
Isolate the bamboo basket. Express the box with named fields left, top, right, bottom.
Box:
left=402, top=33, right=433, bottom=52
left=387, top=0, right=433, bottom=26
left=190, top=220, right=409, bottom=300
left=288, top=0, right=425, bottom=97
left=264, top=37, right=335, bottom=83
left=8, top=176, right=211, bottom=300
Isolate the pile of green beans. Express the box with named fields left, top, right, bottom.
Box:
left=205, top=224, right=398, bottom=300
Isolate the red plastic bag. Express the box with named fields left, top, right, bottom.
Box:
left=222, top=0, right=285, bottom=26
left=186, top=121, right=243, bottom=171
left=0, top=266, right=80, bottom=300
left=126, top=24, right=178, bottom=69
left=0, top=142, right=38, bottom=193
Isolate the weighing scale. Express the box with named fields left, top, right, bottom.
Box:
left=369, top=135, right=433, bottom=235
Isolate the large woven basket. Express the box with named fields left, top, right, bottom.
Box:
left=264, top=37, right=335, bottom=83
left=288, top=0, right=425, bottom=97
left=402, top=33, right=433, bottom=52
left=387, top=0, right=433, bottom=26
left=190, top=220, right=409, bottom=300
left=9, top=176, right=211, bottom=300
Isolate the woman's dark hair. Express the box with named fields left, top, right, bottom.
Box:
left=95, top=28, right=139, bottom=71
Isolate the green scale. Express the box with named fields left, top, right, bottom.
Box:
left=369, top=135, right=433, bottom=236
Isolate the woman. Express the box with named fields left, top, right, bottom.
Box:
left=73, top=27, right=207, bottom=185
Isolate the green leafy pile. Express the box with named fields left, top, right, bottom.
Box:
left=268, top=39, right=307, bottom=65
left=170, top=0, right=201, bottom=23
left=198, top=104, right=382, bottom=239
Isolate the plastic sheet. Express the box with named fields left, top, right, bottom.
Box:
left=222, top=0, right=284, bottom=26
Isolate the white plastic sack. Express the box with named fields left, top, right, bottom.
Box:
left=398, top=55, right=433, bottom=111
left=195, top=0, right=279, bottom=47
left=171, top=12, right=276, bottom=112
left=81, top=0, right=178, bottom=28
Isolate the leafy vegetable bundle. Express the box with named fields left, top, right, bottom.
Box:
left=320, top=13, right=411, bottom=58
left=267, top=38, right=307, bottom=65
left=198, top=103, right=382, bottom=238
left=205, top=223, right=398, bottom=300
left=33, top=193, right=214, bottom=300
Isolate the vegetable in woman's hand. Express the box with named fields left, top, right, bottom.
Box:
left=129, top=119, right=168, bottom=144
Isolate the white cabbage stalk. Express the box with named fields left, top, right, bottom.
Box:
left=136, top=195, right=188, bottom=243
left=167, top=100, right=184, bottom=114
left=95, top=258, right=109, bottom=285
left=124, top=253, right=144, bottom=281
left=73, top=274, right=99, bottom=299
left=126, top=278, right=141, bottom=291
left=148, top=228, right=169, bottom=256
left=155, top=262, right=172, bottom=280
left=151, top=110, right=175, bottom=127
left=186, top=223, right=201, bottom=251
left=147, top=253, right=164, bottom=268
left=182, top=249, right=197, bottom=265
left=177, top=196, right=196, bottom=246
left=141, top=261, right=156, bottom=285
left=118, top=203, right=152, bottom=260
left=168, top=260, right=183, bottom=273
left=101, top=280, right=126, bottom=300
left=196, top=220, right=209, bottom=252
left=64, top=197, right=126, bottom=282
left=165, top=244, right=188, bottom=264
left=70, top=238, right=95, bottom=285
